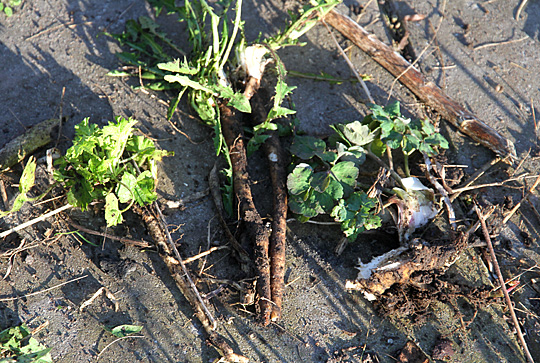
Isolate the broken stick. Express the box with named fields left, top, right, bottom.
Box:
left=135, top=204, right=248, bottom=362
left=324, top=9, right=517, bottom=162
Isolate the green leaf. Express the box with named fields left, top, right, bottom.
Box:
left=247, top=134, right=271, bottom=155
left=290, top=135, right=326, bottom=160
left=107, top=70, right=132, bottom=77
left=267, top=105, right=296, bottom=120
left=158, top=58, right=198, bottom=74
left=19, top=157, right=37, bottom=194
left=227, top=91, right=251, bottom=113
left=107, top=324, right=143, bottom=338
left=164, top=74, right=215, bottom=94
left=105, top=193, right=123, bottom=227
left=289, top=191, right=323, bottom=218
left=336, top=143, right=366, bottom=165
left=117, top=172, right=137, bottom=203
left=135, top=170, right=157, bottom=205
left=382, top=130, right=403, bottom=149
left=287, top=163, right=313, bottom=195
left=4, top=6, right=13, bottom=17
left=68, top=179, right=94, bottom=210
left=338, top=121, right=376, bottom=146
left=329, top=161, right=358, bottom=195
left=383, top=100, right=401, bottom=118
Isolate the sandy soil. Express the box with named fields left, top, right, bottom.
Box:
left=1, top=0, right=540, bottom=362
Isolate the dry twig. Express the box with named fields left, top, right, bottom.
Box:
left=502, top=173, right=540, bottom=224
left=0, top=275, right=88, bottom=302
left=473, top=36, right=528, bottom=51
left=474, top=204, right=535, bottom=363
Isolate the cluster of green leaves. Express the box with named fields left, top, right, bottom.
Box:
left=366, top=102, right=449, bottom=157
left=288, top=101, right=449, bottom=241
left=0, top=0, right=21, bottom=17
left=53, top=117, right=172, bottom=227
left=360, top=101, right=449, bottom=176
left=0, top=324, right=52, bottom=363
left=287, top=134, right=380, bottom=241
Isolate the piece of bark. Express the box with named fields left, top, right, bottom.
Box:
left=0, top=119, right=61, bottom=172
left=219, top=102, right=272, bottom=325
left=324, top=10, right=517, bottom=163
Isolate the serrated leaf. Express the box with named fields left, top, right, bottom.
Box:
left=19, top=157, right=37, bottom=194
left=158, top=58, right=198, bottom=74
left=117, top=172, right=137, bottom=203
left=290, top=135, right=326, bottom=160
left=287, top=163, right=313, bottom=195
left=227, top=92, right=251, bottom=113
left=135, top=170, right=157, bottom=205
left=105, top=193, right=123, bottom=227
left=267, top=105, right=296, bottom=120
left=164, top=74, right=215, bottom=94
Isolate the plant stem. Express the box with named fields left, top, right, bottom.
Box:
left=366, top=148, right=404, bottom=189
left=218, top=0, right=243, bottom=73
left=403, top=151, right=410, bottom=177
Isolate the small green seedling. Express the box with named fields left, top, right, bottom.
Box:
left=0, top=0, right=21, bottom=17
left=0, top=324, right=52, bottom=363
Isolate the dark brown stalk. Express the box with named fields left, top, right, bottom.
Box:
left=209, top=161, right=252, bottom=274
left=219, top=103, right=273, bottom=325
left=134, top=204, right=248, bottom=362
left=249, top=93, right=288, bottom=322
left=265, top=134, right=288, bottom=322
left=324, top=9, right=517, bottom=163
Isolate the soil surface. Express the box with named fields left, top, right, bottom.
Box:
left=1, top=1, right=540, bottom=362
